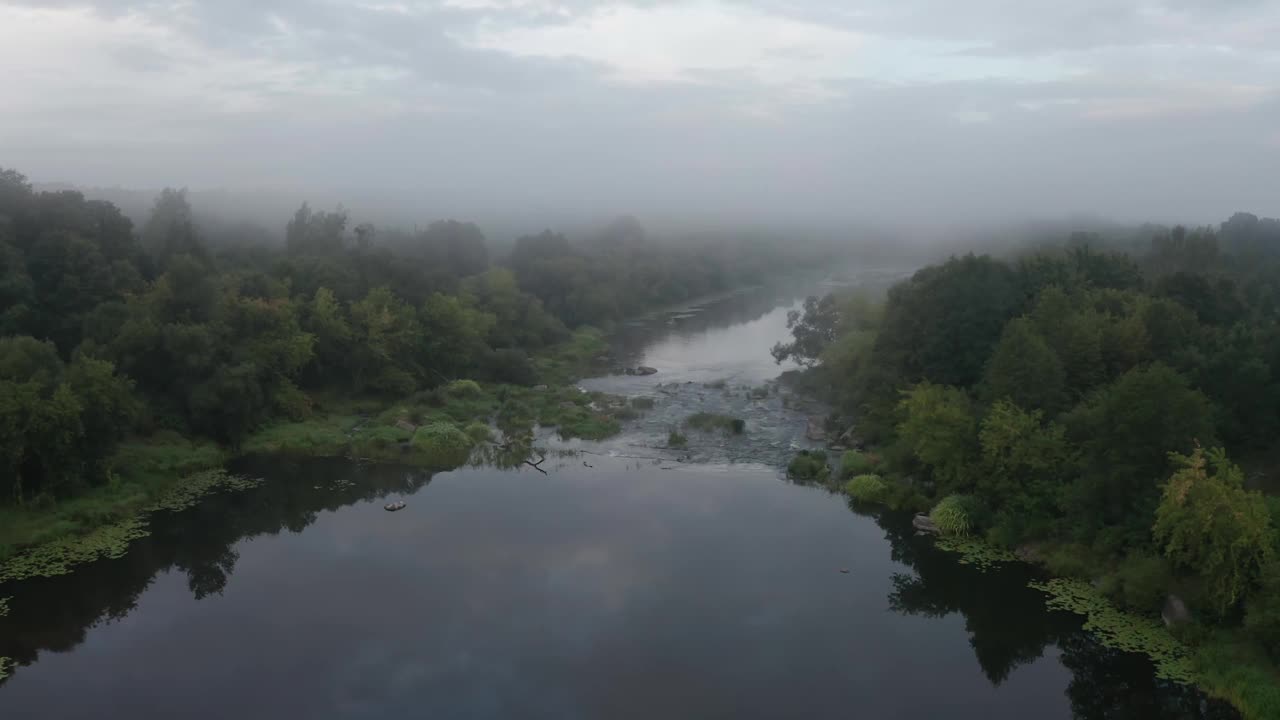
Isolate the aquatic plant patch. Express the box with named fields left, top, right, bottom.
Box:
left=934, top=537, right=1018, bottom=572
left=1030, top=578, right=1195, bottom=684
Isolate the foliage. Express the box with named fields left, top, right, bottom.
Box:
left=1244, top=563, right=1280, bottom=660
left=667, top=430, right=688, bottom=448
left=1192, top=634, right=1280, bottom=720
left=976, top=400, right=1074, bottom=542
left=934, top=537, right=1018, bottom=572
left=786, top=450, right=829, bottom=482
left=897, top=383, right=977, bottom=495
left=844, top=474, right=886, bottom=503
left=929, top=494, right=978, bottom=537
left=771, top=294, right=842, bottom=367
left=982, top=317, right=1066, bottom=412
left=839, top=450, right=877, bottom=478
left=1154, top=447, right=1272, bottom=615
left=1064, top=363, right=1216, bottom=542
left=1097, top=552, right=1173, bottom=613
left=1030, top=578, right=1195, bottom=684
left=410, top=422, right=475, bottom=468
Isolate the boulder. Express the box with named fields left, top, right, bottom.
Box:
left=624, top=367, right=637, bottom=376
left=636, top=366, right=658, bottom=376
left=1162, top=594, right=1192, bottom=626
left=806, top=416, right=826, bottom=442
left=912, top=514, right=941, bottom=535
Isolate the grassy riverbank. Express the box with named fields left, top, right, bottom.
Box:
left=0, top=329, right=617, bottom=569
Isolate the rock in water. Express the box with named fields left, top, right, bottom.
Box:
left=806, top=416, right=826, bottom=441
left=912, top=514, right=941, bottom=535
left=636, top=366, right=658, bottom=376
left=1162, top=594, right=1191, bottom=626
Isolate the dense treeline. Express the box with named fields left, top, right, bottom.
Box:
left=777, top=215, right=1280, bottom=713
left=0, top=166, right=803, bottom=506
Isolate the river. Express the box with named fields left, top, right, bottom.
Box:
left=0, top=273, right=1241, bottom=719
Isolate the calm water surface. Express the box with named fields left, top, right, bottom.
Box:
left=0, top=274, right=1239, bottom=719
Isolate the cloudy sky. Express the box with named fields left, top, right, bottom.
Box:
left=1, top=0, right=1277, bottom=226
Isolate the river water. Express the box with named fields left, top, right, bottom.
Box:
left=0, top=273, right=1240, bottom=719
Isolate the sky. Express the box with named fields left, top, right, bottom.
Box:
left=1, top=0, right=1277, bottom=227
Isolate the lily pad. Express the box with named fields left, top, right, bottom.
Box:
left=1030, top=578, right=1195, bottom=684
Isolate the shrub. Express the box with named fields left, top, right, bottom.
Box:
left=410, top=422, right=475, bottom=468
left=845, top=474, right=887, bottom=503
left=1108, top=552, right=1174, bottom=613
left=445, top=379, right=484, bottom=399
left=839, top=450, right=876, bottom=478
left=930, top=494, right=977, bottom=536
left=730, top=418, right=746, bottom=434
left=464, top=421, right=493, bottom=444
left=787, top=450, right=830, bottom=481
left=668, top=430, right=688, bottom=448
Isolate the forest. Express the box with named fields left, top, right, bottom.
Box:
left=774, top=215, right=1280, bottom=717
left=0, top=166, right=817, bottom=534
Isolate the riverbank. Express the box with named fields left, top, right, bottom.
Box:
left=0, top=328, right=619, bottom=569
left=803, top=444, right=1279, bottom=720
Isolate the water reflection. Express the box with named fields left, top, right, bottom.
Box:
left=0, top=456, right=1241, bottom=720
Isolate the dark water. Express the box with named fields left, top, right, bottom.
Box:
left=0, top=276, right=1240, bottom=720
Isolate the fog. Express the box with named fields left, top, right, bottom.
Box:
left=3, top=0, right=1278, bottom=232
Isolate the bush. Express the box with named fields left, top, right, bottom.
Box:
left=464, top=421, right=493, bottom=444
left=410, top=422, right=475, bottom=468
left=730, top=418, right=746, bottom=434
left=787, top=450, right=830, bottom=481
left=668, top=430, right=688, bottom=448
left=845, top=474, right=887, bottom=503
left=1106, top=552, right=1174, bottom=613
left=930, top=494, right=978, bottom=536
left=445, top=379, right=484, bottom=399
left=839, top=450, right=876, bottom=478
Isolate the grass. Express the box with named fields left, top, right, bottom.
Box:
left=532, top=327, right=609, bottom=385
left=929, top=495, right=976, bottom=537
left=839, top=450, right=878, bottom=479
left=0, top=433, right=228, bottom=564
left=0, top=470, right=257, bottom=583
left=241, top=415, right=361, bottom=456
left=844, top=474, right=887, bottom=503
left=686, top=412, right=745, bottom=434
left=1193, top=631, right=1280, bottom=720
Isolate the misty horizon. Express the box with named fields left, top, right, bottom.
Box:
left=3, top=0, right=1277, bottom=229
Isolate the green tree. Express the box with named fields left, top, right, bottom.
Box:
left=977, top=400, right=1075, bottom=541
left=982, top=317, right=1066, bottom=413
left=772, top=294, right=843, bottom=367
left=1154, top=447, right=1272, bottom=614
left=1064, top=363, right=1216, bottom=541
left=897, top=383, right=978, bottom=495
left=350, top=286, right=421, bottom=393
left=301, top=287, right=352, bottom=385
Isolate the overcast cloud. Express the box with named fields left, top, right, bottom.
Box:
left=1, top=0, right=1277, bottom=226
